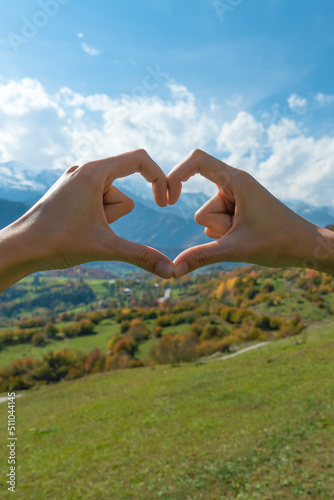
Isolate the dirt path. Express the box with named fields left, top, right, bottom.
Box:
left=203, top=341, right=270, bottom=363
left=0, top=393, right=23, bottom=404
left=0, top=342, right=272, bottom=404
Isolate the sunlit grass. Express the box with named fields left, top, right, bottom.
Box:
left=0, top=323, right=333, bottom=499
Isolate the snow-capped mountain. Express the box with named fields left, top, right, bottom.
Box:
left=0, top=161, right=209, bottom=221
left=0, top=161, right=62, bottom=204
left=283, top=200, right=334, bottom=228
left=1, top=161, right=334, bottom=257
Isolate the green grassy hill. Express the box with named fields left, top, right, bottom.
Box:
left=1, top=323, right=334, bottom=499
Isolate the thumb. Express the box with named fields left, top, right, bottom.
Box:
left=112, top=236, right=174, bottom=279
left=173, top=237, right=236, bottom=278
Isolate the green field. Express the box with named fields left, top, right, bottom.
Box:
left=0, top=319, right=191, bottom=369
left=1, top=322, right=334, bottom=499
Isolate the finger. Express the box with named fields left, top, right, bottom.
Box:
left=111, top=236, right=174, bottom=279
left=205, top=228, right=224, bottom=239
left=94, top=149, right=168, bottom=207
left=167, top=149, right=237, bottom=205
left=173, top=237, right=236, bottom=279
left=103, top=186, right=135, bottom=224
left=195, top=193, right=234, bottom=235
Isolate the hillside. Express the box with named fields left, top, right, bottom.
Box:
left=0, top=323, right=333, bottom=499
left=0, top=265, right=334, bottom=388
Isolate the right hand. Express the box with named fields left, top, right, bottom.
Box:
left=167, top=149, right=327, bottom=278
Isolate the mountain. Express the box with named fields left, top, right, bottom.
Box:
left=0, top=198, right=29, bottom=230
left=285, top=200, right=334, bottom=228
left=1, top=161, right=334, bottom=261
left=0, top=161, right=62, bottom=204
left=0, top=162, right=211, bottom=260
left=111, top=198, right=209, bottom=258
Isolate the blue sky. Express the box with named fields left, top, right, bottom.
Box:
left=0, top=0, right=334, bottom=206
left=2, top=0, right=334, bottom=105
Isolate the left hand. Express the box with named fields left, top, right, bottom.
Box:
left=9, top=149, right=174, bottom=279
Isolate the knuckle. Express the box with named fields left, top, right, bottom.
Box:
left=237, top=169, right=254, bottom=184
left=132, top=148, right=148, bottom=159
left=65, top=165, right=79, bottom=175
left=127, top=198, right=135, bottom=212
left=194, top=208, right=205, bottom=225
left=216, top=169, right=232, bottom=187
left=189, top=148, right=205, bottom=160
left=78, top=162, right=96, bottom=179
left=195, top=249, right=212, bottom=268
left=134, top=247, right=152, bottom=269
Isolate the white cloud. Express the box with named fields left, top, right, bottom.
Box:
left=55, top=81, right=219, bottom=171
left=288, top=93, right=307, bottom=111
left=0, top=78, right=60, bottom=116
left=1, top=77, right=334, bottom=207
left=315, top=93, right=334, bottom=105
left=77, top=32, right=84, bottom=38
left=217, top=112, right=334, bottom=206
left=82, top=42, right=100, bottom=56
left=226, top=94, right=243, bottom=108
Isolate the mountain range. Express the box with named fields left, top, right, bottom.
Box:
left=1, top=161, right=334, bottom=262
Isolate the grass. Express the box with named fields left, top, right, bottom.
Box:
left=0, top=323, right=334, bottom=499
left=0, top=320, right=192, bottom=369
left=0, top=319, right=120, bottom=369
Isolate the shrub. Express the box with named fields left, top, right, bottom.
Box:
left=59, top=312, right=71, bottom=322
left=268, top=317, right=283, bottom=330
left=150, top=332, right=198, bottom=365
left=115, top=308, right=134, bottom=323
left=152, top=325, right=164, bottom=338
left=107, top=334, right=124, bottom=353
left=17, top=316, right=47, bottom=329
left=44, top=322, right=59, bottom=338
left=62, top=319, right=95, bottom=338
left=155, top=314, right=173, bottom=327
left=84, top=349, right=106, bottom=374
left=196, top=338, right=232, bottom=357
left=261, top=280, right=275, bottom=293
left=31, top=332, right=48, bottom=347
left=277, top=315, right=305, bottom=339
left=143, top=308, right=158, bottom=320
left=108, top=336, right=137, bottom=357
left=105, top=353, right=145, bottom=371
left=0, top=328, right=39, bottom=346
left=126, top=319, right=150, bottom=342
left=191, top=318, right=208, bottom=336
left=199, top=324, right=229, bottom=341
left=120, top=320, right=130, bottom=333
left=85, top=311, right=104, bottom=324
left=231, top=325, right=263, bottom=342
left=253, top=315, right=271, bottom=329
left=220, top=306, right=253, bottom=325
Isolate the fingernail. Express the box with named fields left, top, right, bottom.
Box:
left=174, top=261, right=190, bottom=279
left=154, top=260, right=174, bottom=279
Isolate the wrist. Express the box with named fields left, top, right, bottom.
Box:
left=0, top=220, right=42, bottom=293
left=283, top=216, right=334, bottom=274
left=302, top=226, right=334, bottom=274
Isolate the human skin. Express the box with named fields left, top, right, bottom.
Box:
left=0, top=149, right=174, bottom=293
left=1, top=148, right=334, bottom=293
left=167, top=149, right=334, bottom=278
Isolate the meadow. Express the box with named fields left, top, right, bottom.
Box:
left=0, top=265, right=334, bottom=498
left=0, top=321, right=333, bottom=499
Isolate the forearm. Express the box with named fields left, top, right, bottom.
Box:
left=0, top=221, right=41, bottom=293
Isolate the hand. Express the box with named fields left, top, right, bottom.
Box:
left=0, top=149, right=174, bottom=292
left=167, top=149, right=334, bottom=278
